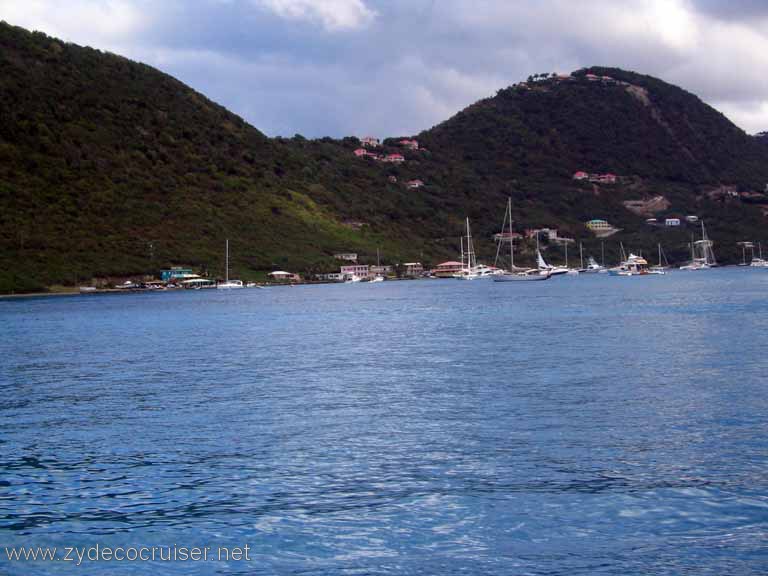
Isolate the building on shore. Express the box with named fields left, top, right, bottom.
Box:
left=431, top=261, right=463, bottom=277
left=403, top=262, right=424, bottom=277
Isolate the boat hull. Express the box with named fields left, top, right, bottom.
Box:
left=494, top=273, right=550, bottom=282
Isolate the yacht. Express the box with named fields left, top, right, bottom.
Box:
left=609, top=253, right=650, bottom=276
left=581, top=256, right=607, bottom=274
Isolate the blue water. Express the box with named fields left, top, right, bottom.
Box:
left=2, top=269, right=768, bottom=575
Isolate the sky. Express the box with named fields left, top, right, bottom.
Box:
left=2, top=0, right=767, bottom=138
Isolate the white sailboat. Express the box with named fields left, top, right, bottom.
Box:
left=454, top=218, right=481, bottom=280
left=537, top=236, right=568, bottom=276
left=750, top=243, right=768, bottom=268
left=680, top=220, right=716, bottom=270
left=371, top=248, right=385, bottom=281
left=494, top=198, right=550, bottom=282
left=217, top=239, right=244, bottom=289
left=648, top=243, right=669, bottom=275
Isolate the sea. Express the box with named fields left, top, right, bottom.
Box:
left=1, top=268, right=767, bottom=575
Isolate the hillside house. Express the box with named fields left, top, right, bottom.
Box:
left=353, top=148, right=368, bottom=157
left=665, top=218, right=681, bottom=227
left=573, top=171, right=589, bottom=180
left=388, top=176, right=398, bottom=183
left=360, top=136, right=380, bottom=148
left=334, top=253, right=358, bottom=262
left=493, top=231, right=522, bottom=243
left=586, top=219, right=612, bottom=232
left=399, top=139, right=419, bottom=150
left=406, top=179, right=424, bottom=189
left=383, top=154, right=405, bottom=163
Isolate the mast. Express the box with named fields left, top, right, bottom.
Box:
left=460, top=236, right=464, bottom=269
left=580, top=242, right=584, bottom=270
left=508, top=198, right=514, bottom=269
left=658, top=243, right=662, bottom=267
left=564, top=241, right=568, bottom=268
left=465, top=217, right=475, bottom=270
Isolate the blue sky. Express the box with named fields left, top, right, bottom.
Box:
left=2, top=0, right=767, bottom=138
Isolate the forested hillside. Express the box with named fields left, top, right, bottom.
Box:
left=2, top=22, right=767, bottom=292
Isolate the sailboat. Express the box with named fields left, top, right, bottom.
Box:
left=536, top=236, right=568, bottom=276
left=494, top=198, right=550, bottom=282
left=454, top=218, right=481, bottom=280
left=648, top=243, right=669, bottom=275
left=750, top=243, right=768, bottom=268
left=371, top=248, right=385, bottom=281
left=217, top=239, right=244, bottom=289
left=680, top=220, right=716, bottom=270
left=564, top=242, right=579, bottom=275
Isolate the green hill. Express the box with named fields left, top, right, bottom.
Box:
left=1, top=22, right=767, bottom=292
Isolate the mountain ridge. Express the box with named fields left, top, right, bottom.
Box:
left=1, top=22, right=767, bottom=292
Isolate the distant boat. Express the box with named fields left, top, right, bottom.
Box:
left=537, top=240, right=568, bottom=276
left=581, top=256, right=607, bottom=274
left=648, top=244, right=669, bottom=275
left=371, top=247, right=385, bottom=281
left=680, top=221, right=716, bottom=270
left=494, top=201, right=550, bottom=282
left=750, top=243, right=768, bottom=268
left=609, top=246, right=650, bottom=276
left=217, top=239, right=244, bottom=289
left=454, top=218, right=481, bottom=280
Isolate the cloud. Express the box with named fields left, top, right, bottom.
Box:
left=0, top=0, right=146, bottom=48
left=251, top=0, right=376, bottom=31
left=1, top=0, right=767, bottom=136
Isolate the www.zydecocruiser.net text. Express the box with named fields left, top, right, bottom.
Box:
left=4, top=544, right=251, bottom=566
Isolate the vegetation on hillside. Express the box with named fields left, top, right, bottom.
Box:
left=1, top=23, right=768, bottom=292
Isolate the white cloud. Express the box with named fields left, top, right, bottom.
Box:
left=252, top=0, right=376, bottom=31
left=1, top=0, right=767, bottom=135
left=0, top=0, right=146, bottom=48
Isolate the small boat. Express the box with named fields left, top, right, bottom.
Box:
left=217, top=239, right=244, bottom=289
left=369, top=275, right=384, bottom=282
left=648, top=244, right=669, bottom=275
left=581, top=256, right=607, bottom=274
left=79, top=286, right=97, bottom=293
left=537, top=249, right=568, bottom=276
left=344, top=274, right=362, bottom=283
left=750, top=243, right=768, bottom=268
